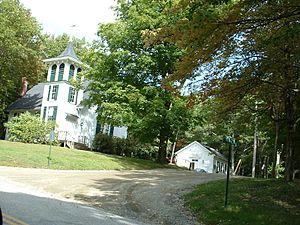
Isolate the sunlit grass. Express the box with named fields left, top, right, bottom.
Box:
left=0, top=140, right=174, bottom=170
left=185, top=178, right=300, bottom=225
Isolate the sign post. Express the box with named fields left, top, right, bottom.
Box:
left=223, top=135, right=236, bottom=208
left=48, top=130, right=55, bottom=168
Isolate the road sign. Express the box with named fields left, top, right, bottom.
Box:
left=224, top=135, right=236, bottom=146
left=49, top=130, right=55, bottom=142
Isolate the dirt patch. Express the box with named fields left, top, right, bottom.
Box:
left=0, top=167, right=225, bottom=225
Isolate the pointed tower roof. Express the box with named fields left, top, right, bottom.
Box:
left=57, top=41, right=80, bottom=61
left=43, top=41, right=82, bottom=65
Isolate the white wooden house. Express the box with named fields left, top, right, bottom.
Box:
left=175, top=141, right=228, bottom=173
left=5, top=41, right=127, bottom=148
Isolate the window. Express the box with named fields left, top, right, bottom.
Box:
left=50, top=64, right=57, bottom=81
left=47, top=85, right=59, bottom=101
left=58, top=63, right=65, bottom=81
left=68, top=87, right=76, bottom=103
left=109, top=125, right=114, bottom=137
left=51, top=85, right=59, bottom=100
left=77, top=68, right=82, bottom=80
left=217, top=161, right=220, bottom=173
left=48, top=106, right=57, bottom=121
left=13, top=112, right=19, bottom=117
left=96, top=123, right=102, bottom=134
left=68, top=65, right=75, bottom=80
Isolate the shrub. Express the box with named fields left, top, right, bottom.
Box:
left=5, top=112, right=55, bottom=144
left=93, top=133, right=158, bottom=160
left=93, top=133, right=115, bottom=154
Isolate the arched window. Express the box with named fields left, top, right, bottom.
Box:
left=50, top=64, right=57, bottom=81
left=77, top=68, right=82, bottom=80
left=68, top=65, right=75, bottom=80
left=58, top=63, right=65, bottom=81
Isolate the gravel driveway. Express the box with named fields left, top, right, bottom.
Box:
left=0, top=167, right=225, bottom=225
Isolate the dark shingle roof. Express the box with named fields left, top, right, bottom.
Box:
left=57, top=41, right=80, bottom=61
left=7, top=83, right=45, bottom=111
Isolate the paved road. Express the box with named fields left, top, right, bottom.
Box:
left=0, top=181, right=147, bottom=225
left=1, top=191, right=147, bottom=225
left=0, top=167, right=226, bottom=225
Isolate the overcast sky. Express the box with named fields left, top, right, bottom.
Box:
left=20, top=0, right=116, bottom=42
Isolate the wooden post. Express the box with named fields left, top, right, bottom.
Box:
left=225, top=143, right=231, bottom=207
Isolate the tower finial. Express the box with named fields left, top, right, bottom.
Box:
left=69, top=25, right=76, bottom=42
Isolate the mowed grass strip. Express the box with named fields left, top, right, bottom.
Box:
left=0, top=140, right=172, bottom=170
left=185, top=178, right=300, bottom=225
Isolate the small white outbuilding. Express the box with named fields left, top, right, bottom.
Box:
left=174, top=141, right=228, bottom=173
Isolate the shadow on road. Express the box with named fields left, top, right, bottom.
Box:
left=0, top=191, right=146, bottom=225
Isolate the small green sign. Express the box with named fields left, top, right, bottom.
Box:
left=223, top=135, right=236, bottom=146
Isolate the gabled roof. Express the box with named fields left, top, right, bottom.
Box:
left=204, top=145, right=227, bottom=161
left=57, top=41, right=80, bottom=61
left=7, top=83, right=45, bottom=111
left=175, top=141, right=227, bottom=161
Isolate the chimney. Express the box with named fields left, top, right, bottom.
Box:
left=20, top=77, right=29, bottom=96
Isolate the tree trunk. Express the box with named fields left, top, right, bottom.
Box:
left=231, top=145, right=235, bottom=174
left=272, top=121, right=279, bottom=178
left=285, top=92, right=295, bottom=181
left=252, top=101, right=258, bottom=178
left=158, top=132, right=168, bottom=164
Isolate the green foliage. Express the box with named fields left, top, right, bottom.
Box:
left=86, top=0, right=199, bottom=163
left=42, top=33, right=87, bottom=60
left=93, top=133, right=158, bottom=160
left=4, top=112, right=55, bottom=144
left=0, top=0, right=45, bottom=137
left=153, top=0, right=300, bottom=179
left=185, top=179, right=300, bottom=225
left=93, top=133, right=115, bottom=154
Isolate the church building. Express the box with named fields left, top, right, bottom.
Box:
left=5, top=41, right=127, bottom=148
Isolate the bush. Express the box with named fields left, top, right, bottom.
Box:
left=93, top=133, right=158, bottom=160
left=93, top=133, right=115, bottom=154
left=5, top=112, right=55, bottom=144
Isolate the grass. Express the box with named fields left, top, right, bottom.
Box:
left=185, top=178, right=300, bottom=225
left=0, top=140, right=174, bottom=170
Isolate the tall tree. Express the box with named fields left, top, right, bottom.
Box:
left=85, top=0, right=196, bottom=163
left=0, top=0, right=44, bottom=138
left=150, top=0, right=300, bottom=180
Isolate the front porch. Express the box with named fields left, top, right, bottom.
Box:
left=57, top=131, right=91, bottom=149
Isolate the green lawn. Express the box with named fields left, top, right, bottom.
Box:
left=185, top=178, right=300, bottom=225
left=0, top=140, right=173, bottom=170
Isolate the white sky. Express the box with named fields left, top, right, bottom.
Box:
left=20, top=0, right=117, bottom=42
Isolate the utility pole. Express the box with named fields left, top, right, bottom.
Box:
left=252, top=101, right=258, bottom=178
